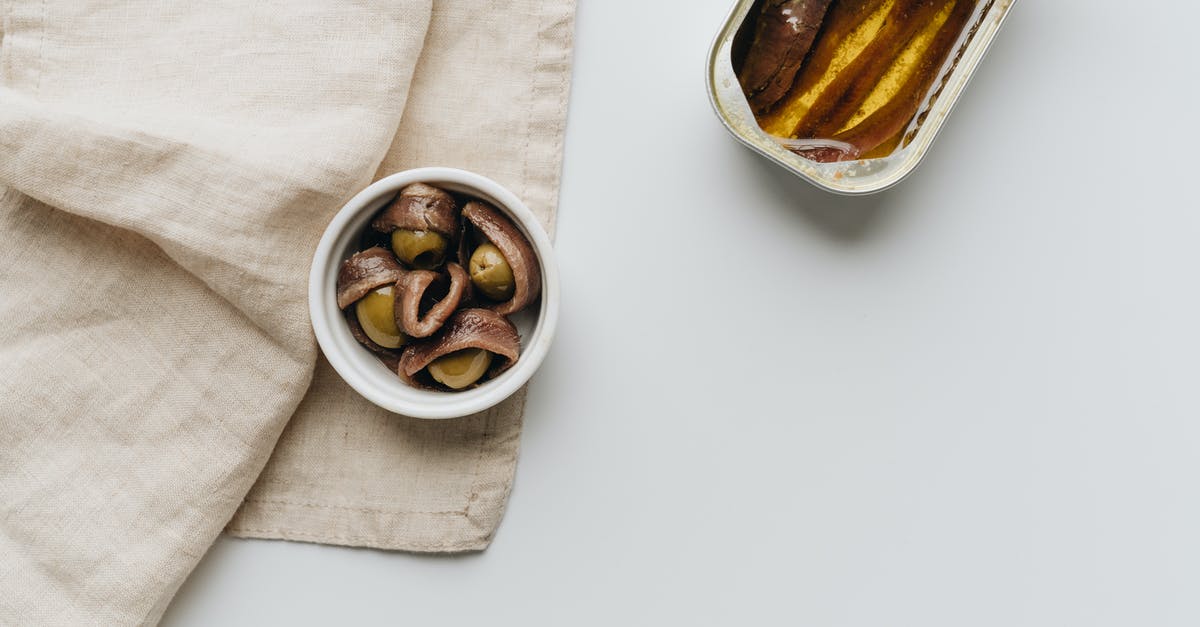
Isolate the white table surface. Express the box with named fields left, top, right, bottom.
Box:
left=163, top=1, right=1200, bottom=624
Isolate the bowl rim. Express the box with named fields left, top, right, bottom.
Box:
left=308, top=166, right=560, bottom=419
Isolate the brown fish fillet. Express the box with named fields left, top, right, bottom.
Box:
left=335, top=246, right=405, bottom=310
left=792, top=0, right=947, bottom=139
left=738, top=0, right=834, bottom=114
left=396, top=262, right=469, bottom=338
left=398, top=308, right=522, bottom=390
left=460, top=200, right=542, bottom=316
left=829, top=0, right=976, bottom=157
left=371, top=182, right=458, bottom=238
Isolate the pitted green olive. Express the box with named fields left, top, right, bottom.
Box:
left=355, top=286, right=407, bottom=349
left=391, top=229, right=448, bottom=269
left=427, top=348, right=493, bottom=389
left=468, top=243, right=515, bottom=301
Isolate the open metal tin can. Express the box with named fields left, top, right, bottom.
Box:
left=707, top=0, right=1017, bottom=195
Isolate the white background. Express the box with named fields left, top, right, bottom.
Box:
left=163, top=1, right=1200, bottom=624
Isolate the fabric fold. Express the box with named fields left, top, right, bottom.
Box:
left=228, top=0, right=577, bottom=554
left=0, top=0, right=575, bottom=622
left=0, top=1, right=433, bottom=622
left=0, top=94, right=343, bottom=349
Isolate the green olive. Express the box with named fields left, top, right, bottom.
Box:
left=468, top=243, right=515, bottom=301
left=391, top=229, right=448, bottom=269
left=427, top=348, right=493, bottom=390
left=354, top=286, right=407, bottom=349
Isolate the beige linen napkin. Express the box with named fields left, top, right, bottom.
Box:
left=228, top=0, right=576, bottom=552
left=0, top=0, right=573, bottom=624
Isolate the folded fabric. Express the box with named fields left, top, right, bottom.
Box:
left=229, top=0, right=575, bottom=553
left=0, top=0, right=574, bottom=623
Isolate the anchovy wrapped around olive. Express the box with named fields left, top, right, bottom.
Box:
left=398, top=308, right=521, bottom=391
left=459, top=201, right=541, bottom=315
left=396, top=262, right=469, bottom=338
left=337, top=246, right=410, bottom=361
left=336, top=246, right=406, bottom=310
left=371, top=183, right=458, bottom=269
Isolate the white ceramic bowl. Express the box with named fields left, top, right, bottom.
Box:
left=309, top=167, right=560, bottom=419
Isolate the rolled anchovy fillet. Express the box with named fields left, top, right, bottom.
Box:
left=460, top=200, right=541, bottom=315
left=370, top=182, right=458, bottom=238
left=335, top=246, right=405, bottom=310
left=398, top=308, right=521, bottom=390
left=396, top=262, right=469, bottom=338
left=738, top=0, right=834, bottom=114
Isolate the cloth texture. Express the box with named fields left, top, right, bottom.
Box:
left=0, top=0, right=574, bottom=624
